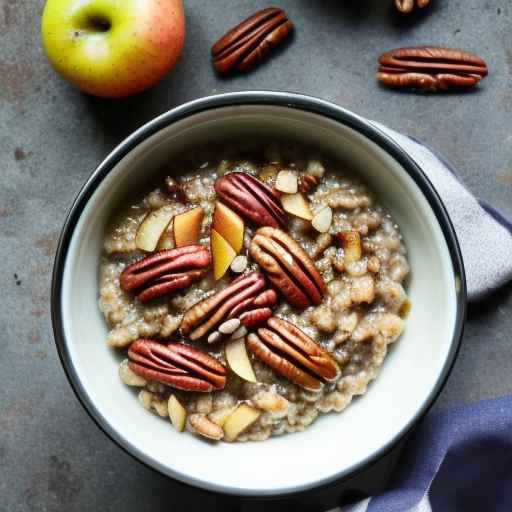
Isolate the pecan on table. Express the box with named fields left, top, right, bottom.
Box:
left=395, top=0, right=430, bottom=13
left=128, top=339, right=226, bottom=392
left=179, top=272, right=277, bottom=341
left=215, top=172, right=287, bottom=229
left=247, top=317, right=340, bottom=391
left=211, top=7, right=293, bottom=74
left=249, top=227, right=326, bottom=310
left=120, top=245, right=210, bottom=302
left=377, top=47, right=488, bottom=92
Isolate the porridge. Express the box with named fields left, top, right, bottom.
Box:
left=99, top=141, right=411, bottom=443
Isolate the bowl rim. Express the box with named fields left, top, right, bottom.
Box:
left=51, top=91, right=467, bottom=498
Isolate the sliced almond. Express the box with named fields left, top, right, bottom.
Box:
left=275, top=170, right=298, bottom=194
left=188, top=414, right=224, bottom=441
left=223, top=403, right=261, bottom=442
left=135, top=207, right=174, bottom=252
left=281, top=193, right=313, bottom=221
left=168, top=395, right=187, bottom=432
left=338, top=230, right=362, bottom=263
left=219, top=318, right=241, bottom=334
left=230, top=255, right=248, bottom=274
left=311, top=206, right=333, bottom=233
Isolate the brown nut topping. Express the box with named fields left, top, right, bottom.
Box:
left=211, top=7, right=293, bottom=74
left=395, top=0, right=430, bottom=13
left=120, top=246, right=210, bottom=302
left=128, top=339, right=226, bottom=392
left=298, top=174, right=319, bottom=195
left=215, top=172, right=288, bottom=229
left=179, top=272, right=277, bottom=341
left=247, top=317, right=340, bottom=391
left=249, top=227, right=326, bottom=310
left=378, top=47, right=488, bottom=92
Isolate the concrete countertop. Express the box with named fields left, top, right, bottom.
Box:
left=1, top=0, right=511, bottom=510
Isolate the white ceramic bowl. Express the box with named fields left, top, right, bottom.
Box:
left=52, top=92, right=466, bottom=497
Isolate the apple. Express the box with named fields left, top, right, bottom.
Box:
left=168, top=394, right=186, bottom=432
left=41, top=0, right=185, bottom=98
left=281, top=193, right=313, bottom=220
left=173, top=207, right=204, bottom=247
left=135, top=206, right=174, bottom=252
left=225, top=338, right=257, bottom=383
left=210, top=229, right=236, bottom=280
left=223, top=404, right=260, bottom=442
left=212, top=202, right=244, bottom=253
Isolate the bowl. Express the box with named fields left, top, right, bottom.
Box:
left=51, top=91, right=466, bottom=497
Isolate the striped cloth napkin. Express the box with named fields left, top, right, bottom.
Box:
left=339, top=123, right=512, bottom=512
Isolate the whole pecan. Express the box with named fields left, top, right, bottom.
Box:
left=247, top=317, right=340, bottom=391
left=249, top=227, right=326, bottom=310
left=395, top=0, right=430, bottom=13
left=120, top=245, right=210, bottom=302
left=179, top=272, right=277, bottom=341
left=128, top=339, right=226, bottom=392
left=215, top=172, right=287, bottom=229
left=211, top=7, right=293, bottom=74
left=378, top=47, right=488, bottom=92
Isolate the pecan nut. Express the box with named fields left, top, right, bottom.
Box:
left=128, top=339, right=226, bottom=392
left=378, top=47, right=488, bottom=92
left=120, top=245, right=210, bottom=302
left=215, top=172, right=287, bottom=229
left=247, top=317, right=340, bottom=391
left=249, top=227, right=326, bottom=310
left=179, top=272, right=277, bottom=341
left=395, top=0, right=430, bottom=13
left=211, top=7, right=293, bottom=74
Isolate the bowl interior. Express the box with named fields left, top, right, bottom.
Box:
left=59, top=105, right=459, bottom=495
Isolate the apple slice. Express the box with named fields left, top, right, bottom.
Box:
left=208, top=406, right=236, bottom=428
left=223, top=403, right=261, bottom=442
left=212, top=202, right=244, bottom=253
left=135, top=207, right=174, bottom=252
left=225, top=338, right=257, bottom=383
left=211, top=229, right=236, bottom=280
left=173, top=207, right=204, bottom=247
left=168, top=394, right=186, bottom=432
left=156, top=223, right=174, bottom=250
left=280, top=193, right=313, bottom=221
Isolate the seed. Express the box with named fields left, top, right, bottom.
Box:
left=275, top=170, right=298, bottom=194
left=230, top=255, right=248, bottom=274
left=230, top=325, right=248, bottom=340
left=219, top=318, right=241, bottom=334
left=207, top=331, right=221, bottom=344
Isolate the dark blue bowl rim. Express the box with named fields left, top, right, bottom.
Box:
left=51, top=91, right=467, bottom=498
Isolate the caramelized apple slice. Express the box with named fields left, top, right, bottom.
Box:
left=225, top=337, right=257, bottom=383
left=281, top=193, right=313, bottom=221
left=223, top=403, right=261, bottom=442
left=208, top=406, right=237, bottom=428
left=173, top=207, right=204, bottom=247
left=135, top=207, right=174, bottom=252
left=213, top=202, right=244, bottom=253
left=211, top=229, right=236, bottom=280
left=168, top=394, right=187, bottom=432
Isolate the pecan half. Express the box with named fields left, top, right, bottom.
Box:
left=247, top=317, right=340, bottom=391
left=120, top=246, right=210, bottom=302
left=395, top=0, right=430, bottom=13
left=179, top=272, right=277, bottom=341
left=215, top=172, right=287, bottom=229
left=378, top=47, right=488, bottom=92
left=128, top=339, right=226, bottom=392
left=211, top=7, right=293, bottom=74
left=298, top=174, right=318, bottom=195
left=249, top=227, right=326, bottom=310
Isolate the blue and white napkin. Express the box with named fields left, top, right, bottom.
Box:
left=340, top=123, right=512, bottom=512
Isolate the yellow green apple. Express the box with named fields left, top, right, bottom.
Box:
left=41, top=0, right=185, bottom=98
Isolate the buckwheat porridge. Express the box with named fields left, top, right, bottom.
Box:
left=99, top=140, right=411, bottom=443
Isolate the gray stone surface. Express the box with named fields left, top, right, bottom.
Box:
left=1, top=0, right=511, bottom=510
